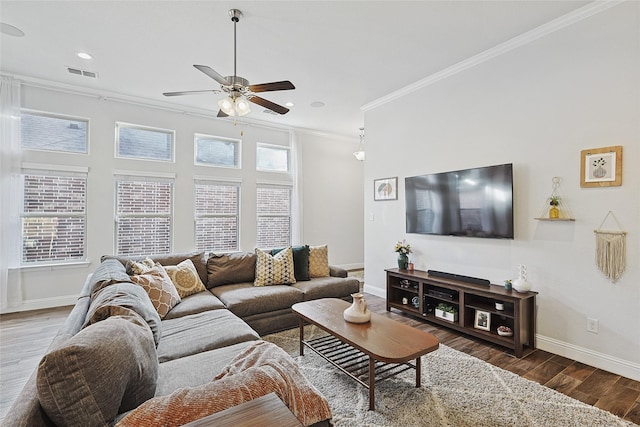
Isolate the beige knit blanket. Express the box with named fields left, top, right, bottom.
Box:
left=116, top=341, right=332, bottom=427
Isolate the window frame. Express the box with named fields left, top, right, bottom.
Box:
left=256, top=183, right=292, bottom=248
left=20, top=164, right=88, bottom=266
left=194, top=133, right=242, bottom=169
left=20, top=109, right=90, bottom=155
left=113, top=172, right=175, bottom=256
left=256, top=143, right=290, bottom=173
left=115, top=122, right=176, bottom=163
left=193, top=177, right=241, bottom=252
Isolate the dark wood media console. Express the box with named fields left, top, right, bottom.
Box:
left=386, top=268, right=537, bottom=357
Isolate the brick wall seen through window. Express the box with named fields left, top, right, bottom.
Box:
left=116, top=123, right=174, bottom=162
left=21, top=111, right=88, bottom=153
left=256, top=186, right=291, bottom=248
left=115, top=178, right=172, bottom=256
left=195, top=182, right=239, bottom=252
left=21, top=173, right=87, bottom=264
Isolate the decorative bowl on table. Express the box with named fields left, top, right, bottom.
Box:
left=497, top=326, right=513, bottom=337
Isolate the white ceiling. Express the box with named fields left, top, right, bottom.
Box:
left=1, top=1, right=589, bottom=138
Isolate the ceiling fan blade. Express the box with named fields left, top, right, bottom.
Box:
left=193, top=65, right=231, bottom=86
left=248, top=81, right=295, bottom=93
left=249, top=96, right=290, bottom=115
left=217, top=109, right=229, bottom=118
left=162, top=90, right=219, bottom=97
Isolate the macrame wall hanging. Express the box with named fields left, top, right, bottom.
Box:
left=594, top=211, right=626, bottom=282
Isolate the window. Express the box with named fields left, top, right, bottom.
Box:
left=21, top=111, right=88, bottom=153
left=256, top=185, right=291, bottom=248
left=116, top=122, right=174, bottom=162
left=256, top=144, right=289, bottom=172
left=194, top=134, right=241, bottom=168
left=115, top=175, right=173, bottom=256
left=21, top=168, right=87, bottom=264
left=194, top=180, right=240, bottom=252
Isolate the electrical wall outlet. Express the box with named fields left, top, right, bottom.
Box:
left=587, top=317, right=599, bottom=334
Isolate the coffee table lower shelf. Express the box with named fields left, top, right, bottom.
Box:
left=301, top=334, right=418, bottom=410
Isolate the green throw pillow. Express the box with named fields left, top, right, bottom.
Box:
left=272, top=245, right=310, bottom=281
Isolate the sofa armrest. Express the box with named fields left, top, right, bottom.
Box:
left=329, top=266, right=347, bottom=278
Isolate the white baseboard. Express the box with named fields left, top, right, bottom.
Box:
left=0, top=295, right=78, bottom=314
left=537, top=334, right=640, bottom=381
left=363, top=284, right=385, bottom=298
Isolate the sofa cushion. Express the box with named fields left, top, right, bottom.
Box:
left=162, top=259, right=207, bottom=298
left=130, top=266, right=181, bottom=319
left=272, top=245, right=310, bottom=281
left=84, top=282, right=162, bottom=346
left=308, top=245, right=330, bottom=278
left=102, top=252, right=208, bottom=288
left=206, top=252, right=256, bottom=288
left=156, top=310, right=259, bottom=363
left=162, top=291, right=226, bottom=320
left=254, top=247, right=296, bottom=286
left=210, top=283, right=304, bottom=318
left=37, top=315, right=158, bottom=427
left=292, top=276, right=360, bottom=301
left=90, top=258, right=132, bottom=295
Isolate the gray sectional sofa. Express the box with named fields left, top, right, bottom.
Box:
left=5, top=249, right=360, bottom=426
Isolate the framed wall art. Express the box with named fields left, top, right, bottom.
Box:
left=580, top=145, right=622, bottom=188
left=474, top=309, right=491, bottom=331
left=374, top=177, right=398, bottom=201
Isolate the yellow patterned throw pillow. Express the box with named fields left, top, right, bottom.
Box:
left=308, top=245, right=330, bottom=278
left=126, top=257, right=155, bottom=275
left=162, top=259, right=207, bottom=299
left=254, top=247, right=296, bottom=286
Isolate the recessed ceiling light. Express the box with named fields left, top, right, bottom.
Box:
left=77, top=52, right=93, bottom=60
left=310, top=101, right=325, bottom=108
left=0, top=22, right=25, bottom=37
left=285, top=102, right=294, bottom=107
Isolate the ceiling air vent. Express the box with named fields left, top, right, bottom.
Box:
left=66, top=67, right=98, bottom=78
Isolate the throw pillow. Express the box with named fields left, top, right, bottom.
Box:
left=37, top=315, right=158, bottom=426
left=271, top=245, right=310, bottom=281
left=84, top=283, right=162, bottom=347
left=308, top=244, right=330, bottom=278
left=206, top=252, right=257, bottom=288
left=254, top=247, right=296, bottom=286
left=130, top=265, right=181, bottom=319
left=126, top=257, right=155, bottom=275
left=162, top=259, right=207, bottom=298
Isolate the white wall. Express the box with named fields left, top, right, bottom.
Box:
left=7, top=84, right=364, bottom=312
left=363, top=3, right=639, bottom=380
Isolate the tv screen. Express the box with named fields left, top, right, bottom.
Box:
left=405, top=163, right=514, bottom=239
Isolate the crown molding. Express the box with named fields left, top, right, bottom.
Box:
left=361, top=0, right=624, bottom=112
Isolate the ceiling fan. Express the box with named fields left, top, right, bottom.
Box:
left=163, top=9, right=295, bottom=117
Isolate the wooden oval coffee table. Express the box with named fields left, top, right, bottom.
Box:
left=292, top=298, right=439, bottom=410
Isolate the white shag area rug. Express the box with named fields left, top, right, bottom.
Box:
left=264, top=326, right=636, bottom=427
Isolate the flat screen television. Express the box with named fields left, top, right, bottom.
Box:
left=405, top=163, right=514, bottom=239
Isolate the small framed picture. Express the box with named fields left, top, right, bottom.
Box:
left=374, top=177, right=398, bottom=201
left=474, top=309, right=491, bottom=331
left=580, top=145, right=622, bottom=188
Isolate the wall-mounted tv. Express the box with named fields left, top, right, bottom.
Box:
left=405, top=163, right=514, bottom=239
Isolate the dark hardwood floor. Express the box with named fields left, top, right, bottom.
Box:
left=1, top=293, right=638, bottom=424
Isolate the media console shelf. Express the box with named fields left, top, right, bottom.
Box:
left=386, top=268, right=537, bottom=357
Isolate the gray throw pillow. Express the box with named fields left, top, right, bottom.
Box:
left=206, top=252, right=256, bottom=288
left=37, top=315, right=158, bottom=426
left=84, top=283, right=162, bottom=346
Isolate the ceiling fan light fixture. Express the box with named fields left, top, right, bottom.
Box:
left=218, top=96, right=235, bottom=115
left=235, top=97, right=251, bottom=116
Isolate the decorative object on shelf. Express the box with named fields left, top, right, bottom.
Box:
left=474, top=309, right=491, bottom=331
left=497, top=326, right=513, bottom=337
left=503, top=279, right=512, bottom=291
left=594, top=210, right=627, bottom=282
left=408, top=261, right=414, bottom=271
left=343, top=293, right=371, bottom=323
left=512, top=264, right=532, bottom=293
left=411, top=296, right=419, bottom=308
left=374, top=177, right=398, bottom=201
left=580, top=145, right=622, bottom=188
left=535, top=177, right=574, bottom=221
left=435, top=303, right=458, bottom=322
left=495, top=302, right=504, bottom=311
left=402, top=297, right=408, bottom=305
left=394, top=239, right=412, bottom=270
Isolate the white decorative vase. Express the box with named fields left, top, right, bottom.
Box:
left=512, top=264, right=532, bottom=293
left=343, top=293, right=371, bottom=323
